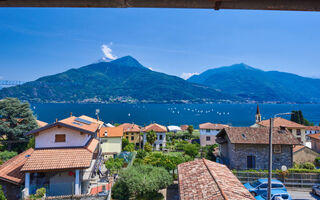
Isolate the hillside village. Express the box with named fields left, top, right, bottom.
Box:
left=0, top=101, right=320, bottom=200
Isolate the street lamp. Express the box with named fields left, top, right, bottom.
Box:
left=268, top=112, right=292, bottom=200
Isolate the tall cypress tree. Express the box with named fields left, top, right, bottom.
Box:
left=0, top=98, right=38, bottom=152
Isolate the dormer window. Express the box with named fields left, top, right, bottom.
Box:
left=55, top=134, right=66, bottom=143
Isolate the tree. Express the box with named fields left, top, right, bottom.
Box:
left=27, top=136, right=35, bottom=149
left=187, top=125, right=194, bottom=135
left=183, top=143, right=199, bottom=158
left=123, top=143, right=135, bottom=152
left=0, top=151, right=17, bottom=164
left=136, top=149, right=147, bottom=159
left=122, top=138, right=129, bottom=150
left=291, top=110, right=314, bottom=126
left=144, top=143, right=152, bottom=152
left=0, top=98, right=38, bottom=151
left=146, top=130, right=157, bottom=146
left=105, top=158, right=124, bottom=174
left=111, top=165, right=172, bottom=200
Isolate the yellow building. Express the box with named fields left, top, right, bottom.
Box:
left=98, top=126, right=123, bottom=158
left=118, top=123, right=142, bottom=148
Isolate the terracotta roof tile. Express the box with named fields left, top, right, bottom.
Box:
left=143, top=123, right=167, bottom=132
left=21, top=139, right=98, bottom=172
left=309, top=133, right=320, bottom=141
left=306, top=126, right=320, bottom=131
left=36, top=120, right=48, bottom=127
left=180, top=125, right=189, bottom=131
left=217, top=127, right=300, bottom=145
left=199, top=122, right=229, bottom=130
left=257, top=117, right=306, bottom=129
left=78, top=115, right=104, bottom=129
left=178, top=159, right=254, bottom=200
left=293, top=145, right=306, bottom=153
left=99, top=127, right=123, bottom=138
left=0, top=148, right=34, bottom=185
left=59, top=116, right=100, bottom=133
left=118, top=123, right=141, bottom=133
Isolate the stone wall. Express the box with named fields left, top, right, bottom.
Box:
left=228, top=144, right=293, bottom=170
left=293, top=147, right=320, bottom=164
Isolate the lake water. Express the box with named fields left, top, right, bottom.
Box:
left=31, top=103, right=320, bottom=128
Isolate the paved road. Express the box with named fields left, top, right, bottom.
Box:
left=288, top=189, right=320, bottom=200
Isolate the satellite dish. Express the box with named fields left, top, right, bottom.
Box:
left=281, top=165, right=287, bottom=172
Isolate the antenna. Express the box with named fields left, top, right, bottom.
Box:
left=95, top=109, right=100, bottom=121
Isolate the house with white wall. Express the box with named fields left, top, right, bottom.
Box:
left=143, top=123, right=167, bottom=150
left=20, top=116, right=101, bottom=197
left=98, top=126, right=123, bottom=158
left=199, top=122, right=229, bottom=146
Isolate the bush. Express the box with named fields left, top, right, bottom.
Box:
left=144, top=143, right=152, bottom=152
left=111, top=165, right=172, bottom=200
left=137, top=192, right=164, bottom=200
left=122, top=138, right=129, bottom=150
left=123, top=143, right=135, bottom=152
left=300, top=162, right=315, bottom=170
left=183, top=143, right=199, bottom=158
left=315, top=157, right=320, bottom=168
left=136, top=150, right=147, bottom=159
left=29, top=187, right=46, bottom=199
left=0, top=185, right=6, bottom=200
left=105, top=158, right=124, bottom=174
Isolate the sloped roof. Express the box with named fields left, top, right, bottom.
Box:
left=293, top=145, right=305, bottom=153
left=118, top=123, right=141, bottom=133
left=257, top=117, right=306, bottom=129
left=99, top=127, right=123, bottom=138
left=309, top=133, right=320, bottom=141
left=306, top=126, right=320, bottom=131
left=180, top=125, right=189, bottom=131
left=36, top=120, right=48, bottom=127
left=217, top=127, right=300, bottom=145
left=21, top=138, right=98, bottom=172
left=0, top=148, right=34, bottom=185
left=178, top=159, right=254, bottom=200
left=25, top=116, right=100, bottom=136
left=143, top=123, right=167, bottom=132
left=78, top=115, right=104, bottom=128
left=199, top=122, right=229, bottom=130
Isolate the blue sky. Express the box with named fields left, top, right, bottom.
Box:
left=0, top=8, right=320, bottom=81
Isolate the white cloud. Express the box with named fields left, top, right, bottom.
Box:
left=101, top=43, right=117, bottom=60
left=181, top=72, right=199, bottom=80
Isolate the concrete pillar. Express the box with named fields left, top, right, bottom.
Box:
left=75, top=169, right=80, bottom=195
left=25, top=172, right=30, bottom=197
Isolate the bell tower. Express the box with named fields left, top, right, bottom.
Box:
left=255, top=104, right=262, bottom=123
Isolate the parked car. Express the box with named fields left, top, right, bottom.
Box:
left=244, top=178, right=286, bottom=196
left=255, top=190, right=292, bottom=200
left=312, top=184, right=320, bottom=196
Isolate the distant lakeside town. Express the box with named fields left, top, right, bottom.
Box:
left=0, top=98, right=320, bottom=200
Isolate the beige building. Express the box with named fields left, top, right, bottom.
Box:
left=255, top=117, right=307, bottom=145
left=293, top=145, right=320, bottom=164
left=309, top=133, right=320, bottom=154
left=98, top=126, right=123, bottom=158
left=199, top=122, right=229, bottom=146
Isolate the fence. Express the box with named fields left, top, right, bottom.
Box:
left=234, top=171, right=320, bottom=188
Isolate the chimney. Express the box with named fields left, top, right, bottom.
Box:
left=55, top=118, right=58, bottom=123
left=70, top=112, right=73, bottom=117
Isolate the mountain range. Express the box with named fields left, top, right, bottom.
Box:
left=1, top=57, right=320, bottom=104
left=0, top=56, right=236, bottom=104
left=188, top=63, right=320, bottom=103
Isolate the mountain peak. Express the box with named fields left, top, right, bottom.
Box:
left=229, top=63, right=257, bottom=71
left=110, top=56, right=144, bottom=68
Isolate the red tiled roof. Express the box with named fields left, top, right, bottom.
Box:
left=293, top=145, right=305, bottom=153
left=98, top=127, right=123, bottom=138
left=217, top=127, right=300, bottom=145
left=309, top=133, right=320, bottom=141
left=36, top=120, right=48, bottom=127
left=180, top=125, right=189, bottom=131
left=178, top=159, right=254, bottom=200
left=78, top=115, right=104, bottom=129
left=0, top=148, right=34, bottom=185
left=60, top=116, right=100, bottom=133
left=118, top=123, right=141, bottom=133
left=257, top=117, right=306, bottom=129
left=306, top=126, right=320, bottom=131
left=199, top=122, right=229, bottom=130
left=21, top=139, right=98, bottom=172
left=143, top=123, right=167, bottom=132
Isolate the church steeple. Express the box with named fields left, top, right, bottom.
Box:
left=255, top=104, right=262, bottom=123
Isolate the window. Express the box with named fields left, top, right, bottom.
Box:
left=126, top=136, right=129, bottom=140
left=259, top=184, right=267, bottom=189
left=281, top=194, right=289, bottom=200
left=159, top=135, right=163, bottom=140
left=274, top=145, right=281, bottom=153
left=55, top=134, right=66, bottom=142
left=272, top=183, right=283, bottom=189
left=131, top=136, right=134, bottom=141
left=247, top=156, right=256, bottom=169
left=206, top=129, right=210, bottom=133
left=159, top=144, right=163, bottom=150
left=296, top=129, right=301, bottom=136
left=206, top=136, right=211, bottom=141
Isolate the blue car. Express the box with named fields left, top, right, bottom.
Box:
left=244, top=178, right=286, bottom=196
left=255, top=189, right=292, bottom=200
